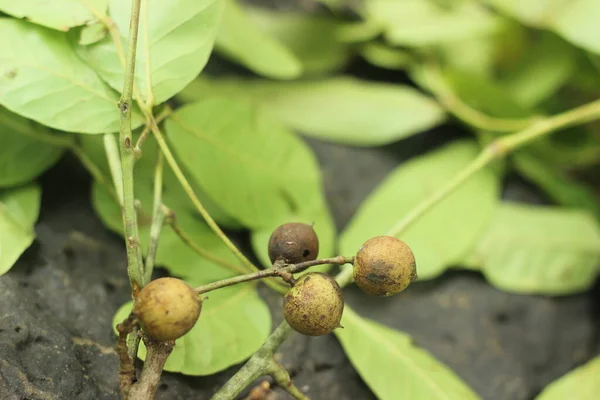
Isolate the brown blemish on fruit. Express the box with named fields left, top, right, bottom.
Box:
left=353, top=236, right=417, bottom=297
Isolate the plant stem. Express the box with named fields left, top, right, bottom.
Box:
left=118, top=0, right=144, bottom=290
left=194, top=256, right=354, bottom=295
left=421, top=63, right=538, bottom=132
left=128, top=339, right=175, bottom=400
left=210, top=322, right=295, bottom=400
left=103, top=134, right=125, bottom=205
left=134, top=105, right=172, bottom=155
left=387, top=98, right=600, bottom=238
left=116, top=315, right=137, bottom=399
left=143, top=151, right=165, bottom=284
left=70, top=143, right=120, bottom=205
left=267, top=359, right=309, bottom=400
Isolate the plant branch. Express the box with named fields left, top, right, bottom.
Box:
left=128, top=339, right=175, bottom=400
left=210, top=322, right=295, bottom=400
left=387, top=98, right=600, bottom=238
left=143, top=151, right=165, bottom=284
left=103, top=134, right=125, bottom=205
left=134, top=105, right=172, bottom=155
left=70, top=142, right=120, bottom=205
left=118, top=0, right=144, bottom=290
left=422, top=63, right=538, bottom=132
left=194, top=256, right=354, bottom=295
left=116, top=314, right=138, bottom=399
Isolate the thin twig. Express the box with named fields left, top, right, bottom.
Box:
left=103, top=134, right=125, bottom=206
left=118, top=0, right=144, bottom=290
left=134, top=105, right=172, bottom=155
left=143, top=151, right=165, bottom=284
left=116, top=314, right=138, bottom=399
left=70, top=143, right=121, bottom=205
left=194, top=256, right=354, bottom=295
left=386, top=98, right=600, bottom=238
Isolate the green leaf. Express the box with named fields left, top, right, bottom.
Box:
left=513, top=152, right=600, bottom=220
left=340, top=140, right=500, bottom=279
left=0, top=183, right=41, bottom=275
left=501, top=33, right=574, bottom=107
left=535, top=356, right=600, bottom=400
left=215, top=0, right=302, bottom=80
left=78, top=22, right=107, bottom=46
left=0, top=0, right=107, bottom=31
left=0, top=19, right=141, bottom=134
left=250, top=200, right=336, bottom=274
left=74, top=0, right=224, bottom=104
left=364, top=0, right=500, bottom=47
left=359, top=42, right=412, bottom=70
left=245, top=6, right=351, bottom=75
left=113, top=283, right=271, bottom=375
left=335, top=306, right=481, bottom=400
left=165, top=98, right=324, bottom=229
left=469, top=202, right=600, bottom=295
left=484, top=0, right=600, bottom=54
left=0, top=107, right=65, bottom=187
left=180, top=76, right=445, bottom=147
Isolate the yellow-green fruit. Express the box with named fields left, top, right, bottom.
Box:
left=354, top=236, right=417, bottom=296
left=283, top=272, right=344, bottom=336
left=133, top=277, right=202, bottom=341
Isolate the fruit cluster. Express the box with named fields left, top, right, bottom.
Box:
left=270, top=223, right=417, bottom=337
left=130, top=222, right=417, bottom=341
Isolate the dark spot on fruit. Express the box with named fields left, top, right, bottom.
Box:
left=366, top=273, right=387, bottom=284
left=303, top=249, right=310, bottom=257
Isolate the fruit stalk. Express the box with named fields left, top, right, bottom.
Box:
left=194, top=256, right=355, bottom=295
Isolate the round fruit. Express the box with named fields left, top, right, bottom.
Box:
left=133, top=277, right=202, bottom=341
left=283, top=272, right=344, bottom=336
left=268, top=222, right=319, bottom=264
left=353, top=236, right=417, bottom=296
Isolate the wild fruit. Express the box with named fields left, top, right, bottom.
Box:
left=133, top=277, right=202, bottom=341
left=283, top=272, right=344, bottom=336
left=353, top=236, right=417, bottom=297
left=268, top=222, right=319, bottom=264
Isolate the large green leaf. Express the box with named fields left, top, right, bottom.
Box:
left=0, top=184, right=41, bottom=275
left=214, top=0, right=302, bottom=80
left=335, top=306, right=481, bottom=400
left=0, top=19, right=141, bottom=134
left=484, top=0, right=600, bottom=54
left=113, top=283, right=271, bottom=375
left=340, top=140, right=500, bottom=279
left=501, top=33, right=574, bottom=107
left=469, top=202, right=600, bottom=295
left=250, top=200, right=336, bottom=274
left=165, top=98, right=323, bottom=229
left=359, top=42, right=412, bottom=70
left=245, top=6, right=351, bottom=75
left=0, top=0, right=107, bottom=31
left=74, top=0, right=224, bottom=104
left=0, top=108, right=65, bottom=187
left=513, top=152, right=600, bottom=220
left=535, top=357, right=600, bottom=400
left=364, top=0, right=499, bottom=47
left=179, top=77, right=445, bottom=147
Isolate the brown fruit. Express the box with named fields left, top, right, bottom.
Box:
left=268, top=222, right=319, bottom=264
left=283, top=272, right=344, bottom=336
left=353, top=236, right=417, bottom=296
left=133, top=277, right=201, bottom=341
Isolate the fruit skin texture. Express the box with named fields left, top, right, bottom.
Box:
left=133, top=277, right=202, bottom=341
left=354, top=236, right=417, bottom=297
left=283, top=272, right=344, bottom=336
left=268, top=222, right=319, bottom=264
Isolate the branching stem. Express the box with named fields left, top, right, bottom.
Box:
left=194, top=256, right=354, bottom=295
